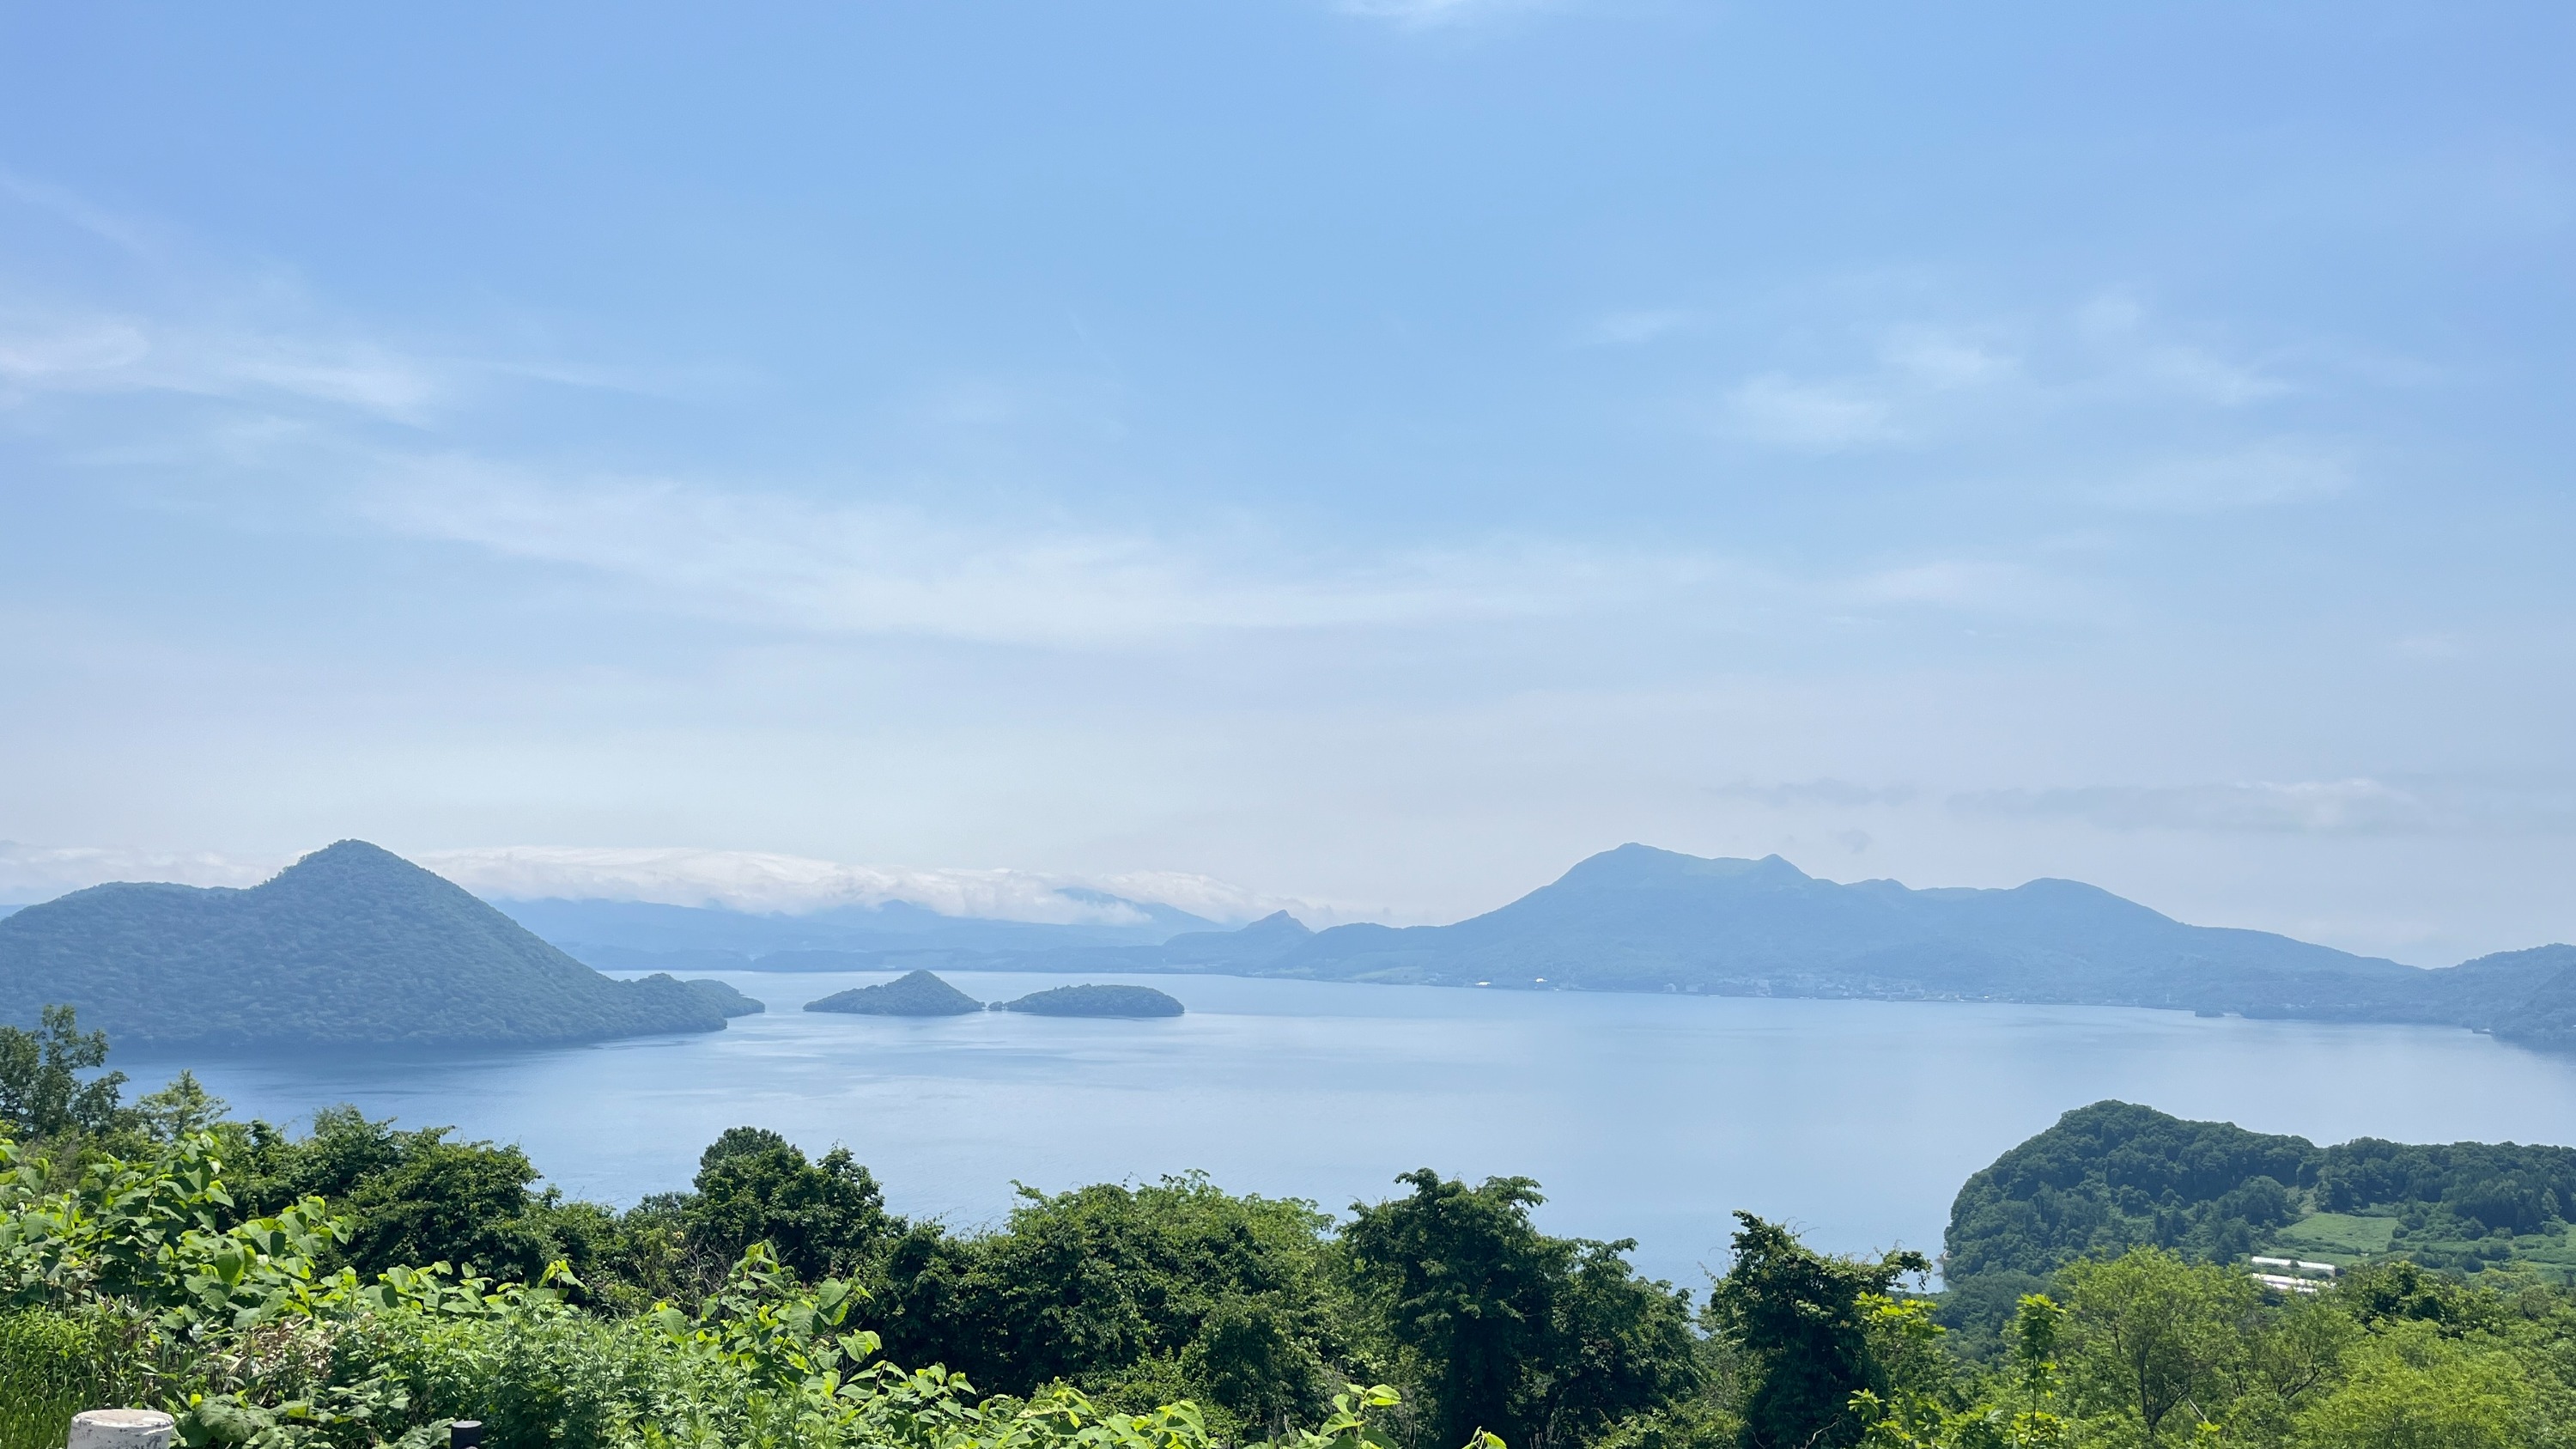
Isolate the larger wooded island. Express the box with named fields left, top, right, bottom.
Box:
left=0, top=840, right=757, bottom=1049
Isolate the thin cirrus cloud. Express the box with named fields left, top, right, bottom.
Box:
left=1703, top=296, right=2341, bottom=472
left=356, top=458, right=1732, bottom=647
left=1577, top=308, right=1694, bottom=347
left=1950, top=777, right=2576, bottom=837
left=1718, top=374, right=1903, bottom=451
left=2087, top=440, right=2352, bottom=514
left=1700, top=776, right=2576, bottom=839
left=0, top=304, right=455, bottom=423
left=1334, top=0, right=1544, bottom=28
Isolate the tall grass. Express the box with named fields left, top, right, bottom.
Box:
left=0, top=1312, right=108, bottom=1449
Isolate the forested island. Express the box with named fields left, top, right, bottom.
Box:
left=3, top=1008, right=2572, bottom=1449
left=0, top=841, right=755, bottom=1048
left=997, top=983, right=1186, bottom=1018
left=805, top=970, right=985, bottom=1016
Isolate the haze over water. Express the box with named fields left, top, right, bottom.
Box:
left=155, top=973, right=2576, bottom=1288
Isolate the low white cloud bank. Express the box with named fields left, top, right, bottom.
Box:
left=0, top=839, right=1302, bottom=925
left=417, top=844, right=1297, bottom=924
left=0, top=841, right=285, bottom=901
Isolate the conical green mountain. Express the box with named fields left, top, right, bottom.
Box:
left=805, top=969, right=983, bottom=1015
left=0, top=840, right=746, bottom=1048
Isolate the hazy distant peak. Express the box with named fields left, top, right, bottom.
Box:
left=1556, top=844, right=1815, bottom=889
left=281, top=838, right=438, bottom=884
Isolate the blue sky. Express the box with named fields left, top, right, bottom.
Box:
left=2, top=2, right=2571, bottom=961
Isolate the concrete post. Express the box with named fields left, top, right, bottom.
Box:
left=65, top=1409, right=175, bottom=1449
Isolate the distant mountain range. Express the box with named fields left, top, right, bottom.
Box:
left=0, top=841, right=760, bottom=1049
left=589, top=844, right=2576, bottom=1051
left=495, top=893, right=1218, bottom=970
left=10, top=840, right=2574, bottom=1054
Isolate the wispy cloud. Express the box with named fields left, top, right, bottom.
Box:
left=1577, top=308, right=1692, bottom=347
left=1709, top=779, right=1922, bottom=809
left=1951, top=777, right=2576, bottom=837
left=2089, top=439, right=2350, bottom=514
left=1335, top=0, right=1546, bottom=28
left=1719, top=374, right=1901, bottom=451
left=1704, top=297, right=2346, bottom=487
left=356, top=457, right=1723, bottom=646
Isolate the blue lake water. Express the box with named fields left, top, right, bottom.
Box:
left=149, top=971, right=2576, bottom=1289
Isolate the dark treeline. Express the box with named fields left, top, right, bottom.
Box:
left=6, top=1009, right=2576, bottom=1448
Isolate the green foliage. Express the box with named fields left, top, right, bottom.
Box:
left=2287, top=1321, right=2530, bottom=1449
left=0, top=1123, right=1467, bottom=1449
left=0, top=1310, right=110, bottom=1449
left=881, top=1173, right=1348, bottom=1438
left=1704, top=1213, right=1927, bottom=1449
left=9, top=1022, right=2576, bottom=1449
left=683, top=1129, right=897, bottom=1287
left=1345, top=1172, right=1700, bottom=1449
left=1944, top=1101, right=2576, bottom=1297
left=2057, top=1249, right=2256, bottom=1446
left=223, top=1108, right=604, bottom=1291
left=0, top=1006, right=129, bottom=1142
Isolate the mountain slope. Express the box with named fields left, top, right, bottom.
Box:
left=1257, top=845, right=2428, bottom=1009
left=0, top=841, right=737, bottom=1049
left=896, top=844, right=2563, bottom=1035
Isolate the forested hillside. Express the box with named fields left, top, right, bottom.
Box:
left=1945, top=1100, right=2576, bottom=1310
left=0, top=841, right=745, bottom=1048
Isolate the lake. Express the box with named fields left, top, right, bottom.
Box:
left=149, top=971, right=2576, bottom=1288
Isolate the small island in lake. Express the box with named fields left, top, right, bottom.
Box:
left=804, top=970, right=983, bottom=1016
left=997, top=983, right=1184, bottom=1018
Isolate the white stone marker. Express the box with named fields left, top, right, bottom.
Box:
left=65, top=1409, right=175, bottom=1449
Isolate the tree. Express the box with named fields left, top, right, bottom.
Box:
left=1346, top=1171, right=1569, bottom=1449
left=223, top=1105, right=581, bottom=1284
left=2290, top=1322, right=2528, bottom=1449
left=878, top=1172, right=1344, bottom=1434
left=685, top=1126, right=896, bottom=1283
left=2057, top=1247, right=2253, bottom=1446
left=0, top=1005, right=128, bottom=1141
left=1706, top=1213, right=1929, bottom=1449
left=133, top=1069, right=228, bottom=1142
left=1540, top=1239, right=1704, bottom=1447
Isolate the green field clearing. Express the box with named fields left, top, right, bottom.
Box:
left=2270, top=1212, right=2398, bottom=1257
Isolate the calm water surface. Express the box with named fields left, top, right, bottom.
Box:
left=150, top=973, right=2576, bottom=1288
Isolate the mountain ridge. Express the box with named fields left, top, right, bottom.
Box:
left=0, top=841, right=744, bottom=1049
left=691, top=843, right=2573, bottom=1048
